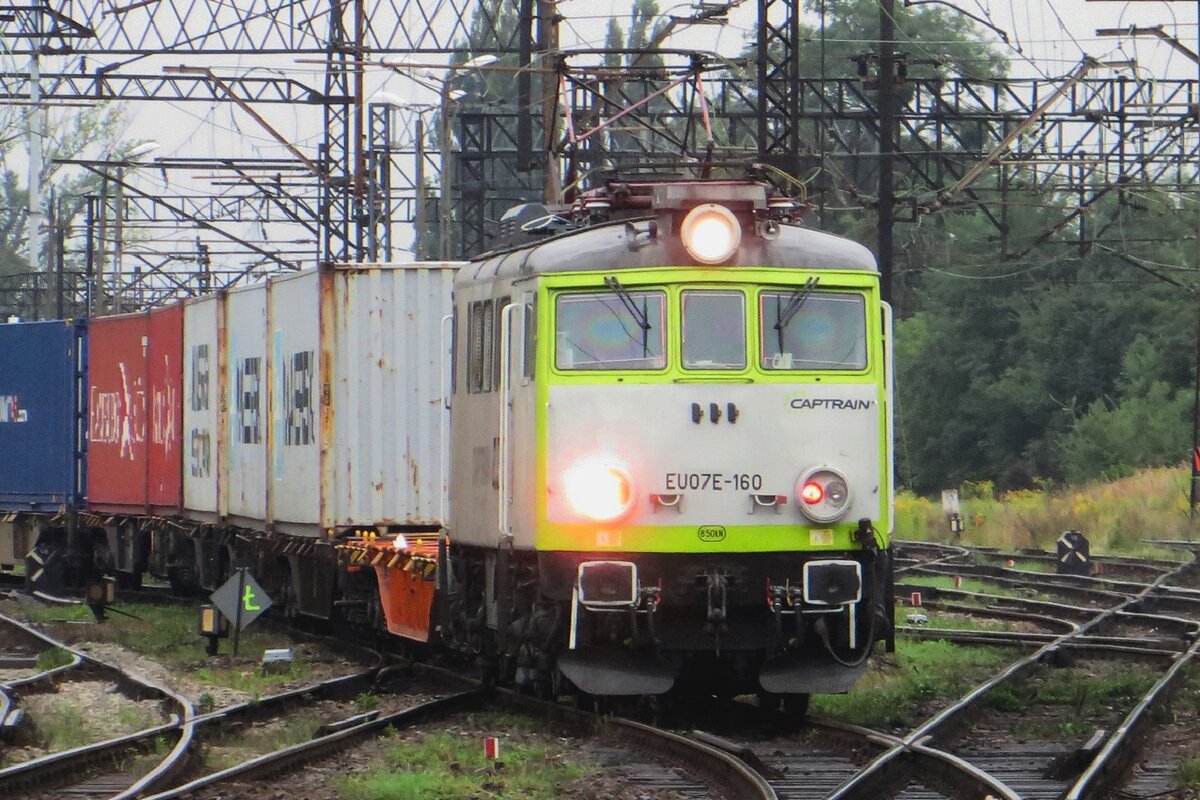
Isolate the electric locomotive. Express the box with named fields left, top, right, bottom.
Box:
left=0, top=177, right=893, bottom=711
left=441, top=179, right=895, bottom=705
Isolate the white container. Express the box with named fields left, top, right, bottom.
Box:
left=325, top=263, right=455, bottom=529
left=194, top=263, right=457, bottom=537
left=225, top=283, right=269, bottom=526
left=268, top=269, right=321, bottom=531
left=182, top=294, right=222, bottom=519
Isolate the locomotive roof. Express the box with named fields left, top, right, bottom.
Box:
left=461, top=218, right=878, bottom=283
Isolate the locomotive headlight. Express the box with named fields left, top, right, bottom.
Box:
left=796, top=467, right=851, bottom=523
left=680, top=203, right=741, bottom=264
left=564, top=460, right=636, bottom=523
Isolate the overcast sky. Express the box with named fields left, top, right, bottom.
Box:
left=8, top=0, right=1200, bottom=272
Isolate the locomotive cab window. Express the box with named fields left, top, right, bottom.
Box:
left=759, top=290, right=867, bottom=370
left=682, top=290, right=746, bottom=370
left=555, top=290, right=667, bottom=370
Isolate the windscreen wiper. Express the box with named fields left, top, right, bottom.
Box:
left=775, top=276, right=820, bottom=356
left=605, top=276, right=651, bottom=357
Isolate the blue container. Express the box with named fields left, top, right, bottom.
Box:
left=0, top=320, right=85, bottom=512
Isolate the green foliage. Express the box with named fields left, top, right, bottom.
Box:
left=33, top=705, right=91, bottom=750
left=354, top=692, right=380, bottom=713
left=896, top=188, right=1198, bottom=492
left=35, top=646, right=74, bottom=671
left=1177, top=757, right=1200, bottom=789
left=0, top=104, right=130, bottom=271
left=335, top=727, right=589, bottom=800
left=810, top=638, right=1007, bottom=728
left=895, top=466, right=1198, bottom=554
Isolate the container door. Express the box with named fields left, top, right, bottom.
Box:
left=148, top=304, right=184, bottom=511
left=184, top=294, right=222, bottom=517
left=225, top=286, right=268, bottom=524
left=268, top=270, right=320, bottom=528
left=88, top=313, right=150, bottom=512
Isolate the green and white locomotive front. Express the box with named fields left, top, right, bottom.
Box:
left=451, top=182, right=894, bottom=699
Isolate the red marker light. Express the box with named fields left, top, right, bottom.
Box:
left=800, top=481, right=825, bottom=505
left=564, top=460, right=635, bottom=523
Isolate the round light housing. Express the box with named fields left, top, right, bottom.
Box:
left=795, top=467, right=851, bottom=523
left=680, top=203, right=741, bottom=264
left=564, top=460, right=635, bottom=523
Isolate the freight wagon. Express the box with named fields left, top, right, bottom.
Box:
left=3, top=263, right=455, bottom=611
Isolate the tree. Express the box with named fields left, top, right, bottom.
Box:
left=895, top=187, right=1197, bottom=491
left=0, top=102, right=138, bottom=317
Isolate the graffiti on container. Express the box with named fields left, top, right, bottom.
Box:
left=283, top=350, right=314, bottom=446
left=90, top=363, right=146, bottom=460
left=191, top=430, right=211, bottom=478
left=237, top=356, right=262, bottom=444
left=152, top=357, right=178, bottom=454
left=190, top=345, right=209, bottom=412
left=0, top=395, right=27, bottom=423
left=189, top=345, right=212, bottom=478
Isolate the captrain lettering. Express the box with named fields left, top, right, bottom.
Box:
left=789, top=398, right=874, bottom=410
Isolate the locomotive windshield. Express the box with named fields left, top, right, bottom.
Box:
left=555, top=290, right=667, bottom=370
left=682, top=290, right=746, bottom=370
left=759, top=291, right=867, bottom=370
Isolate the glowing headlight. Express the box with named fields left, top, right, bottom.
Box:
left=796, top=466, right=851, bottom=523
left=680, top=203, right=741, bottom=264
left=564, top=460, right=635, bottom=523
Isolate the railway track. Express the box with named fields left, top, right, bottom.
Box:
left=4, top=540, right=1200, bottom=799
left=0, top=609, right=194, bottom=800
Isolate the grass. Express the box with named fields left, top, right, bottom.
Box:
left=35, top=646, right=74, bottom=671
left=354, top=692, right=379, bottom=713
left=0, top=599, right=313, bottom=695
left=193, top=661, right=313, bottom=694
left=204, top=713, right=324, bottom=770
left=896, top=609, right=1019, bottom=632
left=334, top=713, right=590, bottom=800
left=1177, top=757, right=1200, bottom=790
left=984, top=664, right=1157, bottom=739
left=895, top=466, right=1200, bottom=556
left=809, top=637, right=1009, bottom=729
left=33, top=705, right=92, bottom=750
left=901, top=574, right=1027, bottom=598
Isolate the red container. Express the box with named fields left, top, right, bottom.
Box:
left=148, top=304, right=183, bottom=512
left=87, top=303, right=185, bottom=515
left=88, top=312, right=150, bottom=512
